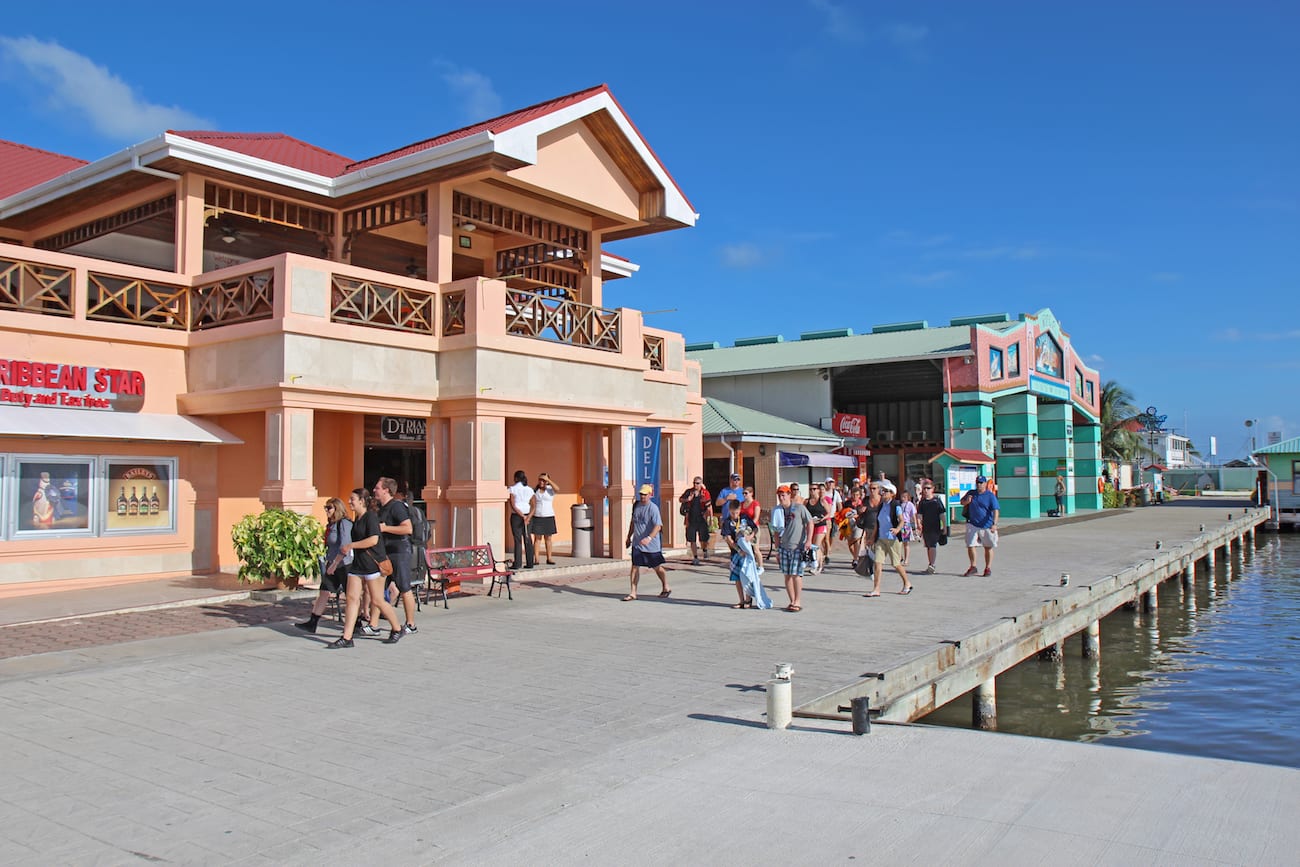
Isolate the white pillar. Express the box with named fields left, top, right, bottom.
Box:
left=1082, top=620, right=1100, bottom=659
left=767, top=679, right=792, bottom=730
left=973, top=677, right=996, bottom=730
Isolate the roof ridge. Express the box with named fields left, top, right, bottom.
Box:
left=168, top=130, right=353, bottom=164
left=344, top=83, right=609, bottom=173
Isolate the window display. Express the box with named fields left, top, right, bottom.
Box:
left=104, top=460, right=174, bottom=533
left=15, top=458, right=93, bottom=535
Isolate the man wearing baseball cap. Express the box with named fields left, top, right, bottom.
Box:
left=715, top=472, right=745, bottom=554
left=624, top=483, right=670, bottom=600
left=960, top=476, right=1000, bottom=576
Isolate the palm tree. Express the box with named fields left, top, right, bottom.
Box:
left=1099, top=380, right=1150, bottom=461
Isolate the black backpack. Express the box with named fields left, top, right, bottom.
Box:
left=409, top=502, right=430, bottom=547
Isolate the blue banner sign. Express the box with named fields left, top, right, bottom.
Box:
left=1028, top=374, right=1070, bottom=401
left=632, top=427, right=662, bottom=504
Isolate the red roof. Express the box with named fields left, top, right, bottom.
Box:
left=342, top=84, right=609, bottom=175
left=168, top=132, right=353, bottom=177
left=929, top=449, right=994, bottom=464
left=0, top=140, right=88, bottom=200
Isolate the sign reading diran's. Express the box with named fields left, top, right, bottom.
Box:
left=0, top=358, right=146, bottom=411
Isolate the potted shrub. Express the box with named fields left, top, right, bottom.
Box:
left=231, top=508, right=323, bottom=589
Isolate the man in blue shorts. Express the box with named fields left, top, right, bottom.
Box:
left=960, top=476, right=1000, bottom=576
left=775, top=485, right=812, bottom=612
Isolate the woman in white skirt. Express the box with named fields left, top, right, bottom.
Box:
left=530, top=473, right=559, bottom=565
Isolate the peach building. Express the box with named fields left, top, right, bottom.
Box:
left=0, top=85, right=702, bottom=589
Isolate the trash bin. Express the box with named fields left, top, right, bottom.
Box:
left=571, top=503, right=593, bottom=559
left=1139, top=486, right=1151, bottom=506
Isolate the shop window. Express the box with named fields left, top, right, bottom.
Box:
left=2, top=454, right=176, bottom=539
left=989, top=348, right=1004, bottom=381
left=104, top=459, right=176, bottom=535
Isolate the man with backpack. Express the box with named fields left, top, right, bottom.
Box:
left=401, top=485, right=431, bottom=586
left=865, top=480, right=912, bottom=597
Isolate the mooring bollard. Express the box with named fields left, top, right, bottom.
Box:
left=767, top=663, right=793, bottom=730
left=850, top=696, right=871, bottom=735
left=1060, top=572, right=1070, bottom=586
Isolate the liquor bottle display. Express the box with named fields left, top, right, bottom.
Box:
left=128, top=487, right=139, bottom=516
left=149, top=488, right=160, bottom=516
left=117, top=487, right=128, bottom=517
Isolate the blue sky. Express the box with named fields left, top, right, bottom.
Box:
left=1, top=1, right=1295, bottom=458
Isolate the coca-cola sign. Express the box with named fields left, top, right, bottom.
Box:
left=832, top=413, right=867, bottom=438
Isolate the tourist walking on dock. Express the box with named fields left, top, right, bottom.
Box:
left=372, top=477, right=417, bottom=635
left=866, top=480, right=912, bottom=596
left=729, top=519, right=772, bottom=609
left=507, top=470, right=537, bottom=570
left=530, top=473, right=559, bottom=565
left=961, top=475, right=1000, bottom=576
left=623, top=483, right=670, bottom=601
left=898, top=488, right=918, bottom=566
left=775, top=484, right=813, bottom=611
left=679, top=476, right=712, bottom=565
left=915, top=480, right=946, bottom=574
left=296, top=497, right=351, bottom=634
left=715, top=472, right=744, bottom=554
left=327, top=488, right=404, bottom=648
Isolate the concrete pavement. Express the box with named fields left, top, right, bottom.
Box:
left=0, top=498, right=1294, bottom=864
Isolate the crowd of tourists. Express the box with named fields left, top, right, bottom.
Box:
left=664, top=471, right=1000, bottom=612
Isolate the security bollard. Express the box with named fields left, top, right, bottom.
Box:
left=850, top=696, right=871, bottom=735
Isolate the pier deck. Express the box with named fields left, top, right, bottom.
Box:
left=0, top=498, right=1291, bottom=864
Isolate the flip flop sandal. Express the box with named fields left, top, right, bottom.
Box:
left=621, top=595, right=636, bottom=601
left=899, top=587, right=913, bottom=595
left=658, top=589, right=672, bottom=598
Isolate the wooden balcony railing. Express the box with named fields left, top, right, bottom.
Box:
left=442, top=291, right=466, bottom=336
left=331, top=275, right=434, bottom=334
left=505, top=289, right=620, bottom=353
left=643, top=334, right=665, bottom=370
left=191, top=271, right=275, bottom=330
left=0, top=257, right=74, bottom=317
left=88, top=273, right=188, bottom=329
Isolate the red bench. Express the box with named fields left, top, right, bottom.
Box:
left=423, top=543, right=515, bottom=603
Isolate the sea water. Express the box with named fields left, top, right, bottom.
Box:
left=921, top=533, right=1300, bottom=768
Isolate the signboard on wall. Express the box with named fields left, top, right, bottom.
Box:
left=0, top=358, right=145, bottom=412
left=1028, top=374, right=1070, bottom=402
left=381, top=416, right=426, bottom=442
left=633, top=426, right=662, bottom=504
left=1001, top=436, right=1026, bottom=455
left=832, top=413, right=867, bottom=438
left=947, top=464, right=978, bottom=508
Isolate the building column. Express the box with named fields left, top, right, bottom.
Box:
left=422, top=417, right=450, bottom=548
left=443, top=413, right=507, bottom=557
left=659, top=430, right=689, bottom=549
left=993, top=392, right=1040, bottom=519
left=174, top=173, right=206, bottom=276
left=607, top=425, right=634, bottom=561
left=259, top=407, right=318, bottom=513
left=973, top=677, right=996, bottom=730
left=1074, top=421, right=1103, bottom=510
left=579, top=425, right=610, bottom=558
left=1037, top=401, right=1074, bottom=515
left=425, top=183, right=455, bottom=285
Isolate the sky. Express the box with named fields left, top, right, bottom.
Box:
left=1, top=1, right=1295, bottom=459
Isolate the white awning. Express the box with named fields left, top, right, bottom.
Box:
left=0, top=408, right=242, bottom=445
left=778, top=451, right=857, bottom=468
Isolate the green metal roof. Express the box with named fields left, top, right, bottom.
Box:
left=703, top=397, right=841, bottom=444
left=687, top=324, right=973, bottom=376
left=1255, top=435, right=1300, bottom=455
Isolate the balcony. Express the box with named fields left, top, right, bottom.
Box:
left=0, top=243, right=679, bottom=376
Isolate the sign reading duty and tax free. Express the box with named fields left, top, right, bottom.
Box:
left=0, top=358, right=146, bottom=411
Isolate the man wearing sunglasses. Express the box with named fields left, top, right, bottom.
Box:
left=915, top=479, right=946, bottom=574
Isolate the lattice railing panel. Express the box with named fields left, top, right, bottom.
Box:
left=0, top=258, right=74, bottom=317
left=191, top=271, right=275, bottom=330
left=643, top=334, right=665, bottom=370
left=331, top=276, right=434, bottom=334
left=505, top=290, right=620, bottom=353
left=87, top=273, right=188, bottom=329
left=442, top=291, right=466, bottom=336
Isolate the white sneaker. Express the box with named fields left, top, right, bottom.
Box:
left=924, top=565, right=936, bottom=574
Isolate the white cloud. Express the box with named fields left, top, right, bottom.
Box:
left=1214, top=326, right=1300, bottom=342
left=0, top=36, right=212, bottom=139
left=1087, top=353, right=1105, bottom=365
left=808, top=0, right=866, bottom=42
left=720, top=243, right=768, bottom=269
left=882, top=229, right=952, bottom=248
left=885, top=23, right=929, bottom=46
left=436, top=63, right=502, bottom=120
left=1216, top=328, right=1242, bottom=341
left=902, top=270, right=956, bottom=286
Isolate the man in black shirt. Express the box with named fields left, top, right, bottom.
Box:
left=372, top=477, right=417, bottom=635
left=678, top=476, right=712, bottom=565
left=915, top=479, right=947, bottom=574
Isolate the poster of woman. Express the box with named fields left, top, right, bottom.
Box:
left=1035, top=332, right=1063, bottom=378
